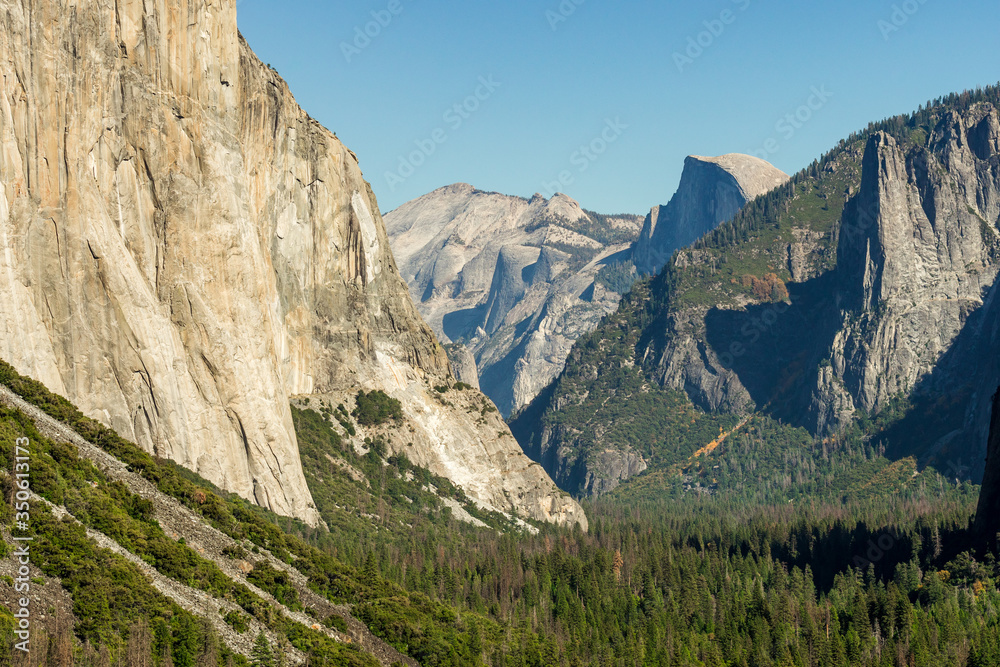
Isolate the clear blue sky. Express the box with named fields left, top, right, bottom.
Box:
left=238, top=1, right=1000, bottom=216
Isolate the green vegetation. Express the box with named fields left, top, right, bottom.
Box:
left=0, top=365, right=377, bottom=665
left=223, top=610, right=250, bottom=633
left=3, top=85, right=1000, bottom=667
left=579, top=210, right=646, bottom=246
left=513, top=84, right=1000, bottom=502
left=524, top=211, right=643, bottom=248
left=595, top=259, right=640, bottom=294
left=251, top=632, right=274, bottom=666
left=353, top=390, right=403, bottom=427
left=512, top=277, right=740, bottom=494
left=2, top=354, right=1000, bottom=665
left=291, top=403, right=519, bottom=545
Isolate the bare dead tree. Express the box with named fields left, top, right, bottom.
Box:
left=195, top=620, right=219, bottom=667
left=50, top=610, right=74, bottom=667
left=126, top=619, right=153, bottom=667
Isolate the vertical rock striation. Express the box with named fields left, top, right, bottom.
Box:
left=815, top=109, right=1000, bottom=435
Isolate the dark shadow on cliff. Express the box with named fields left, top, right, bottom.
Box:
left=508, top=381, right=557, bottom=462
left=508, top=383, right=548, bottom=460
left=442, top=306, right=485, bottom=342
left=703, top=271, right=842, bottom=429
left=869, top=278, right=1000, bottom=483
left=479, top=330, right=531, bottom=417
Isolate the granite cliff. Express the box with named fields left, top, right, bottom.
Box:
left=814, top=111, right=1000, bottom=438
left=633, top=154, right=790, bottom=275
left=385, top=159, right=787, bottom=418
left=0, top=0, right=584, bottom=528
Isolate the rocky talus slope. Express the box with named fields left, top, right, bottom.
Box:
left=633, top=154, right=790, bottom=275
left=386, top=185, right=642, bottom=415
left=0, top=383, right=415, bottom=666
left=0, top=0, right=582, bottom=527
left=513, top=97, right=1000, bottom=496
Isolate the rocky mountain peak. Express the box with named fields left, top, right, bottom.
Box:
left=385, top=186, right=643, bottom=415
left=513, top=96, right=1000, bottom=498
left=816, top=106, right=1000, bottom=435
left=687, top=153, right=791, bottom=199
left=633, top=153, right=790, bottom=274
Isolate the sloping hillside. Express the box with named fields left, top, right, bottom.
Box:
left=0, top=358, right=587, bottom=664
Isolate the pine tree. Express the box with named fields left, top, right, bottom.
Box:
left=251, top=632, right=275, bottom=667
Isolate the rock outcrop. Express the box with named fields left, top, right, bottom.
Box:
left=386, top=185, right=642, bottom=415
left=815, top=114, right=1000, bottom=434
left=633, top=154, right=790, bottom=275
left=0, top=0, right=585, bottom=529
left=629, top=110, right=1000, bottom=451
left=651, top=110, right=1000, bottom=450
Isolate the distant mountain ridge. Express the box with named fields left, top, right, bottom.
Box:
left=385, top=184, right=643, bottom=415
left=633, top=154, right=791, bottom=275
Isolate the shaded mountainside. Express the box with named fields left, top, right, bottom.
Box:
left=975, top=387, right=1000, bottom=549
left=385, top=184, right=643, bottom=416
left=0, top=0, right=581, bottom=528
left=512, top=86, right=1000, bottom=498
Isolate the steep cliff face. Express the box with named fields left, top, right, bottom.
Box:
left=0, top=0, right=585, bottom=529
left=815, top=111, right=1000, bottom=435
left=633, top=154, right=790, bottom=275
left=663, top=116, right=1000, bottom=434
left=385, top=185, right=642, bottom=415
